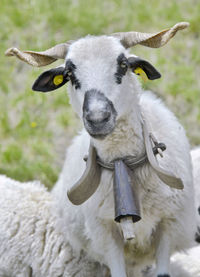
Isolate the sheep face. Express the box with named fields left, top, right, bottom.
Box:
left=32, top=36, right=160, bottom=139
left=66, top=36, right=135, bottom=138
left=7, top=23, right=189, bottom=138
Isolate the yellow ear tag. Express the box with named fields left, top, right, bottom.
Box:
left=134, top=67, right=148, bottom=82
left=53, top=75, right=64, bottom=86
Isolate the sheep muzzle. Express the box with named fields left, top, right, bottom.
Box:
left=83, top=89, right=117, bottom=139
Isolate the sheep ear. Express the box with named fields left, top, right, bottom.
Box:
left=128, top=57, right=161, bottom=81
left=32, top=67, right=69, bottom=92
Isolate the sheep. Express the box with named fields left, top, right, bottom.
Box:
left=5, top=22, right=197, bottom=277
left=0, top=174, right=108, bottom=277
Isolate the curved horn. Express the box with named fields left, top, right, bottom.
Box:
left=112, top=22, right=189, bottom=49
left=5, top=41, right=73, bottom=67
left=67, top=143, right=101, bottom=205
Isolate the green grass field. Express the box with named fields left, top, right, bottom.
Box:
left=0, top=0, right=200, bottom=188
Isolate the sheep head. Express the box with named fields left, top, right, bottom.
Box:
left=30, top=36, right=162, bottom=139
left=5, top=22, right=189, bottom=138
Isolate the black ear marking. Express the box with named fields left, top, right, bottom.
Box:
left=128, top=56, right=161, bottom=80
left=32, top=67, right=69, bottom=92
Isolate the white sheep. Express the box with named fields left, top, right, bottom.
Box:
left=0, top=174, right=109, bottom=277
left=5, top=22, right=197, bottom=277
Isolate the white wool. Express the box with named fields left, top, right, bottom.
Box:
left=0, top=175, right=107, bottom=277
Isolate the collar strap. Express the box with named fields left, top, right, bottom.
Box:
left=97, top=142, right=166, bottom=171
left=97, top=154, right=147, bottom=170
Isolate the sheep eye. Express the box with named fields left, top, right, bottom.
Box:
left=115, top=54, right=129, bottom=84
left=67, top=70, right=72, bottom=76
left=120, top=62, right=127, bottom=68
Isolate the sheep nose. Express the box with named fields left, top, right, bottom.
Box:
left=83, top=89, right=117, bottom=137
left=85, top=110, right=111, bottom=124
left=83, top=89, right=113, bottom=125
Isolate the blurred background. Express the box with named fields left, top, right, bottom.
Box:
left=0, top=0, right=200, bottom=189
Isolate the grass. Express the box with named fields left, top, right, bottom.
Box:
left=0, top=0, right=200, bottom=188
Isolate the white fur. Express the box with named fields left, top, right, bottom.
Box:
left=0, top=175, right=107, bottom=277
left=52, top=36, right=197, bottom=277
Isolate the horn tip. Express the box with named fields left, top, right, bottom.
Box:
left=5, top=47, right=17, bottom=57
left=173, top=22, right=190, bottom=30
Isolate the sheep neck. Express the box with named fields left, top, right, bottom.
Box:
left=92, top=103, right=145, bottom=163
